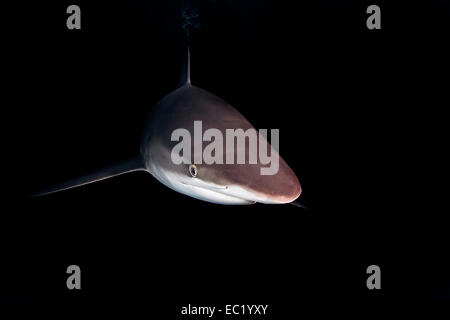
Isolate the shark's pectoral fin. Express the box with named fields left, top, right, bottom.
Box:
left=32, top=157, right=146, bottom=197
left=289, top=200, right=308, bottom=209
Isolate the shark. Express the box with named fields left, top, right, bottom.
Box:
left=34, top=49, right=303, bottom=206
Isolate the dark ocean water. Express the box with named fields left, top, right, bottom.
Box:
left=2, top=0, right=449, bottom=316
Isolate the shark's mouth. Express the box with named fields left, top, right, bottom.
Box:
left=181, top=180, right=228, bottom=191
left=180, top=180, right=256, bottom=205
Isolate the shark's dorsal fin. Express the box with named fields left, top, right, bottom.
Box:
left=180, top=47, right=191, bottom=87
left=186, top=47, right=191, bottom=85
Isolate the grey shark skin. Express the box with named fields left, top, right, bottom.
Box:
left=35, top=50, right=302, bottom=205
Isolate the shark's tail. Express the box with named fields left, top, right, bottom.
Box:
left=32, top=157, right=146, bottom=197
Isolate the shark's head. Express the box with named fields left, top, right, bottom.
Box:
left=146, top=149, right=301, bottom=205
left=142, top=85, right=302, bottom=205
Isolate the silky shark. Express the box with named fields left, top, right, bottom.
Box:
left=34, top=49, right=303, bottom=206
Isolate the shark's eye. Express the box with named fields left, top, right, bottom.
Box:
left=189, top=164, right=197, bottom=177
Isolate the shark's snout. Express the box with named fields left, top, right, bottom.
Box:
left=239, top=165, right=301, bottom=204
left=198, top=158, right=301, bottom=205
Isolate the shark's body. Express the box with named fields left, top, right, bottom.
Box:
left=35, top=50, right=302, bottom=205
